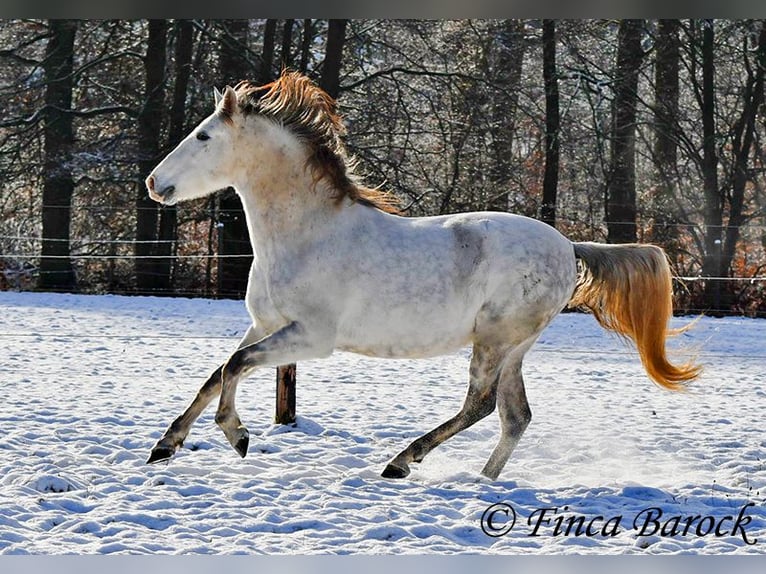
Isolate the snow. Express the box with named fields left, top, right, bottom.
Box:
left=0, top=291, right=763, bottom=554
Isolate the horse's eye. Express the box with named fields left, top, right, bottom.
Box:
left=196, top=132, right=210, bottom=141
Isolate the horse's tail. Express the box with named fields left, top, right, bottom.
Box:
left=569, top=242, right=701, bottom=391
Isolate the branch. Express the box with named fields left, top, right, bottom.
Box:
left=72, top=50, right=146, bottom=80
left=0, top=105, right=138, bottom=128
left=340, top=66, right=479, bottom=92
left=0, top=50, right=40, bottom=66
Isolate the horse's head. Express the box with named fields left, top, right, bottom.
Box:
left=146, top=85, right=249, bottom=205
left=147, top=71, right=399, bottom=214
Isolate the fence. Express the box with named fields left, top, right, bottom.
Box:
left=1, top=221, right=766, bottom=317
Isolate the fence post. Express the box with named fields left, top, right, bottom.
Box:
left=275, top=363, right=297, bottom=424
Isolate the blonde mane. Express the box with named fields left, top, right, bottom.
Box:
left=229, top=71, right=400, bottom=215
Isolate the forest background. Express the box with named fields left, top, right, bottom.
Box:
left=1, top=19, right=765, bottom=316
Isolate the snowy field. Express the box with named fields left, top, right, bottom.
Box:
left=0, top=291, right=764, bottom=554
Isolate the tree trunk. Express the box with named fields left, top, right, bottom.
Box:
left=39, top=19, right=77, bottom=291
left=606, top=19, right=643, bottom=244
left=700, top=19, right=723, bottom=310
left=541, top=19, right=559, bottom=227
left=720, top=21, right=766, bottom=284
left=155, top=19, right=194, bottom=292
left=652, top=19, right=681, bottom=249
left=280, top=19, right=295, bottom=69
left=320, top=19, right=348, bottom=98
left=487, top=19, right=525, bottom=213
left=261, top=19, right=277, bottom=82
left=217, top=20, right=253, bottom=299
left=299, top=19, right=313, bottom=73
left=135, top=19, right=168, bottom=294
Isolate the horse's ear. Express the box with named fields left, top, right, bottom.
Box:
left=213, top=86, right=223, bottom=107
left=220, top=85, right=238, bottom=118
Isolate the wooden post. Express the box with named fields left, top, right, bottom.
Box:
left=275, top=363, right=297, bottom=424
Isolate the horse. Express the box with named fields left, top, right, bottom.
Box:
left=144, top=71, right=700, bottom=480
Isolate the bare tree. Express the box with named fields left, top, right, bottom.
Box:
left=320, top=19, right=348, bottom=98
left=280, top=19, right=295, bottom=69
left=606, top=19, right=644, bottom=244
left=651, top=19, right=681, bottom=249
left=719, top=21, right=766, bottom=305
left=154, top=19, right=195, bottom=291
left=39, top=19, right=77, bottom=291
left=261, top=19, right=277, bottom=82
left=699, top=19, right=723, bottom=309
left=541, top=19, right=559, bottom=227
left=217, top=20, right=254, bottom=299
left=135, top=20, right=168, bottom=294
left=487, top=19, right=525, bottom=212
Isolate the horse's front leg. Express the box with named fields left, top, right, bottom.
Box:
left=147, top=325, right=264, bottom=464
left=216, top=321, right=334, bottom=457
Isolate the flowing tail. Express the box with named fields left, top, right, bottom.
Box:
left=570, top=242, right=701, bottom=391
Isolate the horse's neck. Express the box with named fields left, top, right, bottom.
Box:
left=234, top=180, right=341, bottom=257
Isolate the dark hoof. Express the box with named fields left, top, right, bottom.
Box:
left=381, top=462, right=410, bottom=479
left=234, top=430, right=249, bottom=458
left=146, top=445, right=175, bottom=465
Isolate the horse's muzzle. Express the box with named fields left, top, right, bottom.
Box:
left=145, top=174, right=174, bottom=204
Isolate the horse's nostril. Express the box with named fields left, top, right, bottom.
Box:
left=146, top=174, right=155, bottom=192
left=161, top=185, right=175, bottom=197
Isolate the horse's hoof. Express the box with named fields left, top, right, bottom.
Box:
left=233, top=428, right=250, bottom=458
left=146, top=445, right=175, bottom=465
left=381, top=462, right=410, bottom=479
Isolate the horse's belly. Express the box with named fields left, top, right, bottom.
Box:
left=335, top=306, right=475, bottom=359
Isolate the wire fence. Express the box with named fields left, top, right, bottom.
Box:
left=2, top=246, right=764, bottom=280
left=2, top=222, right=765, bottom=316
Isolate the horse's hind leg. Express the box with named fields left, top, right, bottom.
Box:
left=480, top=359, right=531, bottom=480
left=146, top=325, right=263, bottom=464
left=381, top=344, right=503, bottom=479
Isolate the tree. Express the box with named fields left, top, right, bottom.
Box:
left=721, top=20, right=766, bottom=279
left=606, top=19, right=644, bottom=244
left=299, top=19, right=313, bottom=73
left=651, top=20, right=681, bottom=249
left=699, top=19, right=722, bottom=309
left=487, top=19, right=525, bottom=213
left=541, top=19, right=559, bottom=227
left=154, top=19, right=195, bottom=292
left=217, top=20, right=254, bottom=299
left=39, top=19, right=77, bottom=291
left=320, top=19, right=347, bottom=98
left=261, top=19, right=277, bottom=81
left=280, top=19, right=295, bottom=69
left=135, top=19, right=168, bottom=294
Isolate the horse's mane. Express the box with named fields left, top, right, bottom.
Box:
left=230, top=71, right=400, bottom=215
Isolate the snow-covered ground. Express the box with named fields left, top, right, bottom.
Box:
left=0, top=291, right=763, bottom=554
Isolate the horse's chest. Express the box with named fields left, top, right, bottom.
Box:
left=245, top=269, right=288, bottom=331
